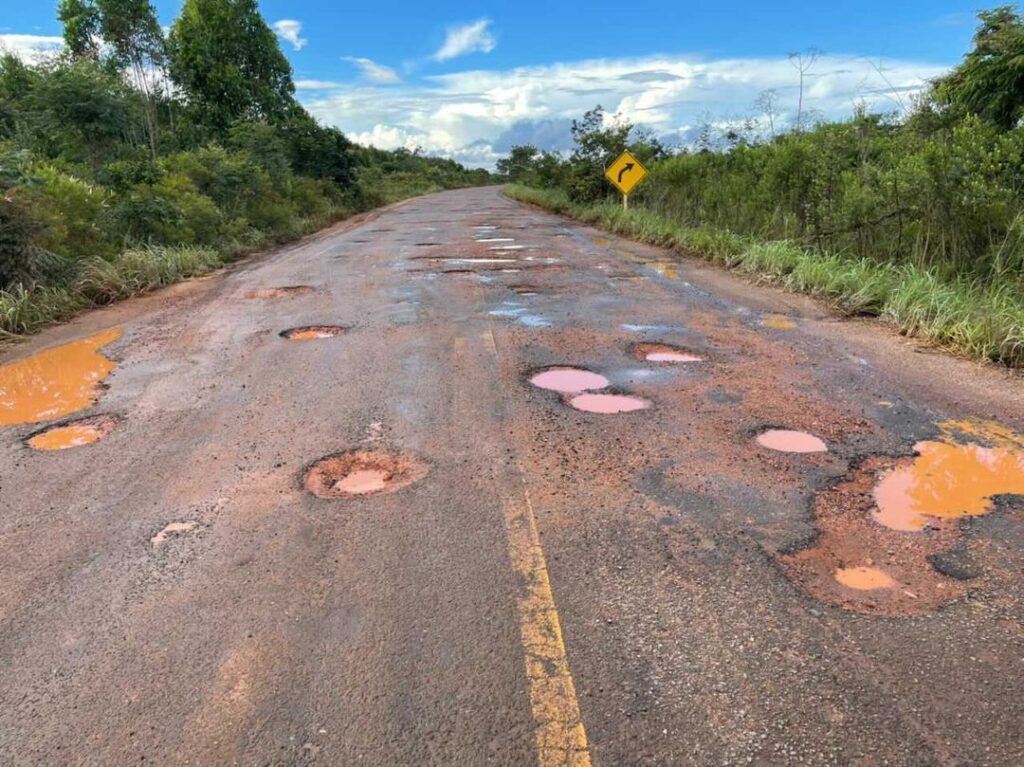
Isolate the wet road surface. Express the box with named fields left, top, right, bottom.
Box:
left=2, top=187, right=1024, bottom=765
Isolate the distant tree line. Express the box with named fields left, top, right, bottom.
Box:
left=0, top=0, right=490, bottom=290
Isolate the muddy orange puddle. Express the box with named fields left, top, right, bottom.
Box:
left=530, top=368, right=609, bottom=394
left=756, top=429, right=828, bottom=454
left=834, top=566, right=896, bottom=590
left=27, top=415, right=119, bottom=450
left=0, top=328, right=122, bottom=427
left=762, top=314, right=796, bottom=330
left=280, top=325, right=346, bottom=341
left=872, top=439, right=1024, bottom=532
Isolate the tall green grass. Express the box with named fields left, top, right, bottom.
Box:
left=505, top=184, right=1024, bottom=367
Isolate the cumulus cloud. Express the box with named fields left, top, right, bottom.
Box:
left=0, top=34, right=64, bottom=62
left=433, top=19, right=496, bottom=62
left=302, top=52, right=947, bottom=169
left=273, top=19, right=307, bottom=51
left=343, top=56, right=401, bottom=84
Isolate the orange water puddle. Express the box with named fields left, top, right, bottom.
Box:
left=530, top=368, right=609, bottom=394
left=756, top=429, right=828, bottom=453
left=762, top=314, right=796, bottom=330
left=280, top=325, right=346, bottom=341
left=834, top=566, right=897, bottom=590
left=0, top=328, right=122, bottom=427
left=568, top=393, right=651, bottom=414
left=872, top=435, right=1024, bottom=532
left=29, top=423, right=102, bottom=450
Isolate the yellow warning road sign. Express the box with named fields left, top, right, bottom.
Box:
left=605, top=150, right=648, bottom=195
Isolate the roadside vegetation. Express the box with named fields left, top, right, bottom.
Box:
left=500, top=6, right=1024, bottom=367
left=0, top=0, right=490, bottom=337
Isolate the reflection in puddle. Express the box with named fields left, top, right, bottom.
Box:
left=756, top=429, right=828, bottom=454
left=530, top=368, right=609, bottom=394
left=568, top=393, right=651, bottom=414
left=634, top=343, right=702, bottom=363
left=762, top=314, right=796, bottom=330
left=0, top=328, right=122, bottom=426
left=873, top=439, right=1024, bottom=531
left=27, top=415, right=120, bottom=451
left=834, top=566, right=896, bottom=590
left=445, top=258, right=518, bottom=264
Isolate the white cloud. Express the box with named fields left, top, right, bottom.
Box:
left=296, top=79, right=346, bottom=90
left=342, top=56, right=401, bottom=84
left=433, top=19, right=496, bottom=62
left=0, top=34, right=63, bottom=62
left=273, top=19, right=307, bottom=51
left=302, top=52, right=949, bottom=169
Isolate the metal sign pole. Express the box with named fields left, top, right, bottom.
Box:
left=623, top=194, right=629, bottom=211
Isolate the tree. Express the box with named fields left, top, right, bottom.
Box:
left=94, top=0, right=165, bottom=157
left=167, top=0, right=296, bottom=133
left=57, top=0, right=101, bottom=61
left=789, top=49, right=820, bottom=133
left=755, top=89, right=779, bottom=140
left=934, top=6, right=1024, bottom=130
left=496, top=144, right=539, bottom=182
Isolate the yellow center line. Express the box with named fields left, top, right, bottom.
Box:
left=481, top=328, right=592, bottom=767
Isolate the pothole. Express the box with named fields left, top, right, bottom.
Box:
left=304, top=450, right=428, bottom=499
left=632, top=343, right=703, bottom=363
left=529, top=367, right=609, bottom=394
left=280, top=325, right=347, bottom=341
left=245, top=286, right=314, bottom=299
left=756, top=429, right=828, bottom=453
left=510, top=285, right=541, bottom=296
left=567, top=393, right=652, bottom=414
left=780, top=419, right=1024, bottom=615
left=871, top=436, right=1024, bottom=532
left=26, top=414, right=121, bottom=451
left=0, top=328, right=122, bottom=427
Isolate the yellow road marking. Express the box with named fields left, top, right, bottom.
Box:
left=502, top=491, right=592, bottom=767
left=480, top=329, right=592, bottom=767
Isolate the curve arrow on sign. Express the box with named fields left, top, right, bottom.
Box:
left=617, top=163, right=635, bottom=184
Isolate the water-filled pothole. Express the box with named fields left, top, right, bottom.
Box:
left=245, top=286, right=314, bottom=299
left=632, top=343, right=703, bottom=363
left=762, top=313, right=796, bottom=330
left=756, top=429, right=828, bottom=453
left=529, top=367, right=609, bottom=394
left=568, top=393, right=652, bottom=414
left=871, top=436, right=1024, bottom=532
left=0, top=328, right=122, bottom=427
left=280, top=325, right=347, bottom=341
left=26, top=414, right=121, bottom=451
left=834, top=566, right=896, bottom=591
left=304, top=450, right=428, bottom=499
left=151, top=520, right=200, bottom=548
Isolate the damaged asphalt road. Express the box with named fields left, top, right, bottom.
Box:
left=1, top=187, right=1023, bottom=765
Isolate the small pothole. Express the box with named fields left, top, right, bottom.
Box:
left=529, top=367, right=609, bottom=394
left=304, top=450, right=428, bottom=499
left=632, top=343, right=703, bottom=363
left=245, top=286, right=314, bottom=299
left=27, top=414, right=121, bottom=451
left=756, top=429, right=828, bottom=453
left=280, top=325, right=347, bottom=341
left=567, top=393, right=652, bottom=414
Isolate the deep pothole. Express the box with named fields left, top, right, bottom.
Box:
left=26, top=414, right=121, bottom=451
left=304, top=450, right=428, bottom=499
left=280, top=325, right=347, bottom=341
left=245, top=286, right=315, bottom=299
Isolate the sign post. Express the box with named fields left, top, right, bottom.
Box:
left=605, top=150, right=648, bottom=210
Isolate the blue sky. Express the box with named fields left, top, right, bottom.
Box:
left=1, top=1, right=986, bottom=167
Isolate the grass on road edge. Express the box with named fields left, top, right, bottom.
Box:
left=2, top=201, right=377, bottom=340
left=505, top=184, right=1024, bottom=369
